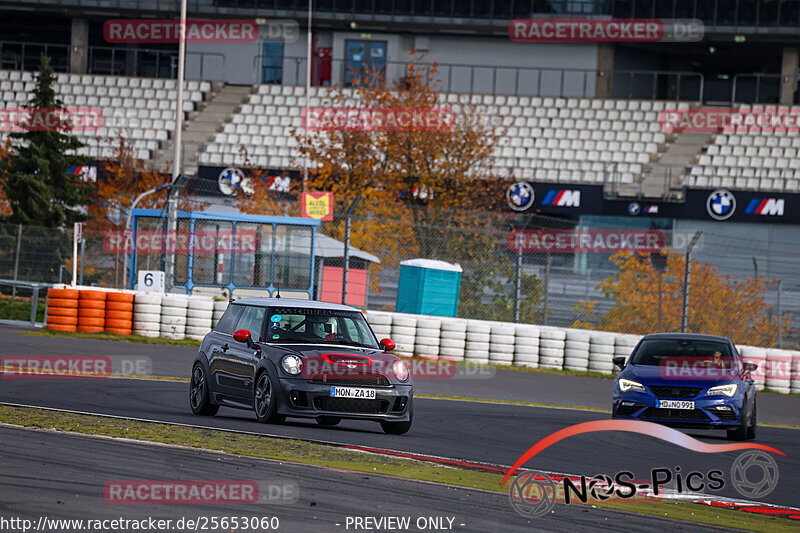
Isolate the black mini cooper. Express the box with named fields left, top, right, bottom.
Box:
left=189, top=298, right=413, bottom=434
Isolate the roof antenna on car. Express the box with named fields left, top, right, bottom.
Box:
left=275, top=287, right=281, bottom=299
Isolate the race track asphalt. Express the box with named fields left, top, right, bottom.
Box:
left=1, top=324, right=799, bottom=513
left=0, top=425, right=739, bottom=532
left=3, top=325, right=799, bottom=426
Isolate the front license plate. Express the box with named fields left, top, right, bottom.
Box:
left=657, top=400, right=694, bottom=409
left=330, top=386, right=376, bottom=399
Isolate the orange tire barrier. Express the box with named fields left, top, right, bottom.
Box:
left=79, top=290, right=107, bottom=301
left=106, top=301, right=134, bottom=312
left=106, top=328, right=133, bottom=336
left=78, top=308, right=105, bottom=318
left=48, top=288, right=79, bottom=299
left=104, top=292, right=133, bottom=335
left=78, top=299, right=105, bottom=310
left=105, top=318, right=132, bottom=329
left=47, top=287, right=80, bottom=333
left=107, top=292, right=134, bottom=303
left=48, top=324, right=78, bottom=332
left=78, top=290, right=107, bottom=333
left=48, top=298, right=79, bottom=308
left=47, top=315, right=78, bottom=326
left=48, top=307, right=78, bottom=317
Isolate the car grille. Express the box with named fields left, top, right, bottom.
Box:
left=314, top=397, right=390, bottom=414
left=310, top=375, right=391, bottom=387
left=641, top=407, right=710, bottom=421
left=648, top=386, right=703, bottom=399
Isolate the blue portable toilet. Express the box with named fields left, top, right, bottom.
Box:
left=396, top=259, right=462, bottom=317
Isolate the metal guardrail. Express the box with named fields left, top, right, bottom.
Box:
left=0, top=279, right=52, bottom=327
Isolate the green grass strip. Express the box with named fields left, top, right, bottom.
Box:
left=0, top=405, right=793, bottom=532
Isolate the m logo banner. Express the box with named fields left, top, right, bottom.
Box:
left=744, top=198, right=784, bottom=216
left=542, top=190, right=581, bottom=207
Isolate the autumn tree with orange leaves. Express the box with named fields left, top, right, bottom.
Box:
left=275, top=54, right=517, bottom=311
left=572, top=250, right=791, bottom=348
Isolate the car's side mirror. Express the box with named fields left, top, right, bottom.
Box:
left=743, top=362, right=758, bottom=374
left=380, top=338, right=396, bottom=351
left=233, top=329, right=259, bottom=350
left=612, top=356, right=626, bottom=370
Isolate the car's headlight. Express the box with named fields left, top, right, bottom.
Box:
left=392, top=360, right=409, bottom=382
left=618, top=379, right=646, bottom=393
left=281, top=355, right=303, bottom=376
left=705, top=384, right=737, bottom=397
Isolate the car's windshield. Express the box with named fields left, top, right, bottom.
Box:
left=265, top=307, right=379, bottom=349
left=629, top=338, right=735, bottom=367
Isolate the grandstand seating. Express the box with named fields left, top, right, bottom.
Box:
left=684, top=113, right=800, bottom=192
left=4, top=69, right=799, bottom=193
left=0, top=70, right=211, bottom=160
left=198, top=84, right=685, bottom=185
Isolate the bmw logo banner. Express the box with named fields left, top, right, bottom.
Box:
left=706, top=189, right=737, bottom=221
left=506, top=182, right=535, bottom=212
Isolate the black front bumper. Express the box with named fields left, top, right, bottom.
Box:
left=277, top=378, right=413, bottom=422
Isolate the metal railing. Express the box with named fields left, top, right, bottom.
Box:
left=0, top=41, right=69, bottom=72
left=252, top=54, right=710, bottom=100
left=731, top=73, right=783, bottom=104
left=87, top=46, right=225, bottom=80
left=0, top=279, right=51, bottom=326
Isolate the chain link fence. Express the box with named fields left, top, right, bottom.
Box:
left=1, top=184, right=797, bottom=350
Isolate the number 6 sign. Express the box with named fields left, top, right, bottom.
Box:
left=137, top=270, right=165, bottom=292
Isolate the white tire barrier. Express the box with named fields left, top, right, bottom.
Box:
left=441, top=319, right=467, bottom=333
left=765, top=348, right=792, bottom=394
left=464, top=321, right=490, bottom=364
left=134, top=303, right=160, bottom=315
left=489, top=324, right=515, bottom=365
left=563, top=329, right=593, bottom=372
left=791, top=353, right=800, bottom=394
left=589, top=333, right=616, bottom=374
left=133, top=292, right=161, bottom=337
left=186, top=295, right=214, bottom=335
left=160, top=294, right=188, bottom=340
left=739, top=345, right=767, bottom=391
left=212, top=300, right=228, bottom=328
left=367, top=311, right=393, bottom=326
left=514, top=325, right=540, bottom=367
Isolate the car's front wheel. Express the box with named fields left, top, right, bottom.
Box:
left=380, top=401, right=412, bottom=435
left=189, top=363, right=219, bottom=416
left=254, top=371, right=285, bottom=424
left=727, top=398, right=755, bottom=441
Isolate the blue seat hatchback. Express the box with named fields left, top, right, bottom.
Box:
left=612, top=333, right=758, bottom=440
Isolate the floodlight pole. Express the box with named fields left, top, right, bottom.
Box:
left=122, top=184, right=171, bottom=289
left=303, top=0, right=313, bottom=192
left=165, top=0, right=188, bottom=292
left=681, top=231, right=702, bottom=333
